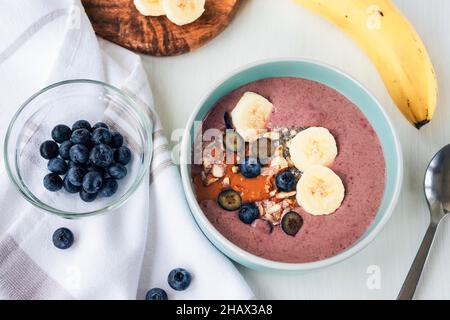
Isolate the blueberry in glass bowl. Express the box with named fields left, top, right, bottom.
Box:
left=4, top=80, right=153, bottom=218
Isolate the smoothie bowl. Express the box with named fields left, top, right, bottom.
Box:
left=180, top=59, right=402, bottom=271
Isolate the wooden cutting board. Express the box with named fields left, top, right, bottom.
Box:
left=81, top=0, right=241, bottom=56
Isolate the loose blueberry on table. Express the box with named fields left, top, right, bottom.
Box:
left=40, top=120, right=132, bottom=202
left=145, top=288, right=168, bottom=300
left=52, top=227, right=74, bottom=250
left=168, top=268, right=191, bottom=291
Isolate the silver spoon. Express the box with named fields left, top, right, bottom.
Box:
left=398, top=144, right=450, bottom=300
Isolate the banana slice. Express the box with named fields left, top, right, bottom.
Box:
left=134, top=0, right=165, bottom=16
left=289, top=127, right=337, bottom=172
left=162, top=0, right=205, bottom=26
left=296, top=165, right=345, bottom=216
left=231, top=92, right=274, bottom=142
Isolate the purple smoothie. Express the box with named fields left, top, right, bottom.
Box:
left=194, top=77, right=386, bottom=263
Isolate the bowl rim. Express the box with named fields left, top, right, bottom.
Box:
left=3, top=79, right=153, bottom=219
left=180, top=57, right=403, bottom=271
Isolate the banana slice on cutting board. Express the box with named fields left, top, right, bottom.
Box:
left=134, top=0, right=165, bottom=16
left=231, top=92, right=274, bottom=142
left=296, top=165, right=345, bottom=216
left=289, top=127, right=337, bottom=172
left=162, top=0, right=206, bottom=26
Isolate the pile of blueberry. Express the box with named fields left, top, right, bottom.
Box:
left=40, top=120, right=132, bottom=202
left=145, top=268, right=192, bottom=300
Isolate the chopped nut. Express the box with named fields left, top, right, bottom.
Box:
left=212, top=164, right=226, bottom=178
left=290, top=129, right=297, bottom=137
left=222, top=177, right=230, bottom=187
left=204, top=175, right=219, bottom=186
left=276, top=191, right=296, bottom=199
left=262, top=131, right=280, bottom=141
left=231, top=166, right=239, bottom=173
left=265, top=203, right=282, bottom=215
left=269, top=189, right=277, bottom=197
left=256, top=202, right=265, bottom=217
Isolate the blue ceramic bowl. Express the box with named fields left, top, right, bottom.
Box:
left=180, top=59, right=403, bottom=271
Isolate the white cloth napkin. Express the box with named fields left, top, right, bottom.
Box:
left=0, top=0, right=253, bottom=300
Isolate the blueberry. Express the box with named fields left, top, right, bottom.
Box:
left=168, top=268, right=191, bottom=291
left=92, top=122, right=108, bottom=131
left=275, top=171, right=297, bottom=192
left=91, top=127, right=112, bottom=145
left=238, top=203, right=259, bottom=224
left=63, top=175, right=81, bottom=193
left=90, top=144, right=114, bottom=167
left=238, top=156, right=261, bottom=178
left=217, top=189, right=241, bottom=211
left=99, top=178, right=118, bottom=197
left=69, top=144, right=89, bottom=164
left=114, top=146, right=132, bottom=165
left=58, top=141, right=73, bottom=160
left=79, top=190, right=97, bottom=202
left=52, top=228, right=74, bottom=250
left=72, top=120, right=91, bottom=132
left=88, top=165, right=107, bottom=177
left=67, top=167, right=86, bottom=187
left=40, top=140, right=59, bottom=159
left=110, top=132, right=124, bottom=148
left=51, top=124, right=72, bottom=143
left=43, top=173, right=63, bottom=192
left=47, top=158, right=68, bottom=175
left=145, top=288, right=168, bottom=300
left=281, top=211, right=303, bottom=236
left=108, top=163, right=127, bottom=180
left=70, top=128, right=91, bottom=145
left=82, top=171, right=103, bottom=194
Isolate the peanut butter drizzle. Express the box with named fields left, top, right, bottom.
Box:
left=193, top=165, right=272, bottom=203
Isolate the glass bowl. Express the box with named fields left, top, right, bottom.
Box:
left=4, top=79, right=153, bottom=219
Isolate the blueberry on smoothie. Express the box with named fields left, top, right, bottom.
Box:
left=63, top=175, right=81, bottom=193
left=281, top=211, right=303, bottom=236
left=90, top=144, right=114, bottom=167
left=69, top=144, right=89, bottom=164
left=47, top=158, right=68, bottom=175
left=109, top=131, right=124, bottom=148
left=238, top=203, right=259, bottom=224
left=79, top=189, right=97, bottom=202
left=275, top=171, right=297, bottom=192
left=58, top=141, right=73, bottom=160
left=52, top=228, right=74, bottom=250
left=99, top=178, right=118, bottom=197
left=217, top=189, right=241, bottom=211
left=91, top=127, right=112, bottom=145
left=40, top=140, right=59, bottom=159
left=43, top=173, right=63, bottom=192
left=51, top=124, right=72, bottom=143
left=108, top=163, right=127, bottom=180
left=168, top=268, right=191, bottom=291
left=92, top=122, right=108, bottom=131
left=72, top=120, right=91, bottom=132
left=238, top=156, right=261, bottom=178
left=114, top=146, right=132, bottom=165
left=146, top=288, right=168, bottom=300
left=67, top=166, right=86, bottom=187
left=82, top=171, right=103, bottom=194
left=70, top=128, right=91, bottom=145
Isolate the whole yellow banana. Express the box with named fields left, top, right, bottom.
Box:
left=293, top=0, right=438, bottom=129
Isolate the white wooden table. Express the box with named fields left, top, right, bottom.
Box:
left=140, top=0, right=450, bottom=299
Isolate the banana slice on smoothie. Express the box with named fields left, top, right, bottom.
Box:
left=231, top=92, right=274, bottom=142
left=296, top=165, right=345, bottom=216
left=289, top=127, right=337, bottom=172
left=134, top=0, right=165, bottom=16
left=162, top=0, right=205, bottom=26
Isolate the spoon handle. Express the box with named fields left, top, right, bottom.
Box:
left=397, top=223, right=438, bottom=300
